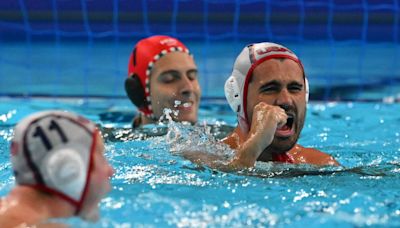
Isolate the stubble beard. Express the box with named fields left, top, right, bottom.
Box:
left=258, top=107, right=306, bottom=160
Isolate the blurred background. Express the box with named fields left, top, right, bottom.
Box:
left=0, top=0, right=399, bottom=101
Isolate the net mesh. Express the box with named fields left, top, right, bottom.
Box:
left=0, top=0, right=399, bottom=101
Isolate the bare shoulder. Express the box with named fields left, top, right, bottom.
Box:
left=0, top=209, right=25, bottom=228
left=0, top=197, right=45, bottom=228
left=290, top=145, right=340, bottom=166
left=0, top=198, right=17, bottom=226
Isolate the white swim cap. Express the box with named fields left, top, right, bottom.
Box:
left=224, top=42, right=309, bottom=128
left=10, top=110, right=98, bottom=214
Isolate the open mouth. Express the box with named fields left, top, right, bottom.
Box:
left=276, top=114, right=295, bottom=136
left=174, top=100, right=194, bottom=109
left=286, top=115, right=294, bottom=129
left=181, top=102, right=193, bottom=108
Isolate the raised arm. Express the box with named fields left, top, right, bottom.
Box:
left=181, top=103, right=288, bottom=171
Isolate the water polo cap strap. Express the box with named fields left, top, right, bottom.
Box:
left=75, top=128, right=97, bottom=215
left=272, top=152, right=295, bottom=163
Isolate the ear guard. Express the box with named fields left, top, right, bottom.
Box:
left=224, top=76, right=242, bottom=113
left=125, top=75, right=146, bottom=109
left=41, top=144, right=87, bottom=202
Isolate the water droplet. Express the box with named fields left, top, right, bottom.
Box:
left=223, top=201, right=230, bottom=208
left=174, top=100, right=182, bottom=107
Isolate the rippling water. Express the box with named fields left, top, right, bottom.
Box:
left=0, top=99, right=399, bottom=227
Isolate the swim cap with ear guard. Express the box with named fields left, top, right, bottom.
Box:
left=10, top=110, right=98, bottom=214
left=126, top=35, right=192, bottom=120
left=224, top=42, right=309, bottom=130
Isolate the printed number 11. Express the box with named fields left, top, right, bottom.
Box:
left=32, top=120, right=69, bottom=151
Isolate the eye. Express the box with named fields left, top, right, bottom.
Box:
left=260, top=85, right=279, bottom=93
left=187, top=70, right=198, bottom=81
left=159, top=71, right=180, bottom=83
left=288, top=84, right=303, bottom=92
left=160, top=75, right=174, bottom=83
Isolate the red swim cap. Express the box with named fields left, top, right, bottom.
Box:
left=127, top=35, right=191, bottom=118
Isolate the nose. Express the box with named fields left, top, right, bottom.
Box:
left=179, top=75, right=195, bottom=98
left=275, top=89, right=292, bottom=106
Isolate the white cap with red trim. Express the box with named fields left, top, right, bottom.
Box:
left=224, top=42, right=309, bottom=129
left=10, top=110, right=98, bottom=213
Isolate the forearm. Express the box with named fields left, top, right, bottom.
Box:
left=229, top=133, right=265, bottom=168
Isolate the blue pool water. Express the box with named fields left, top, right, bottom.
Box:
left=0, top=98, right=399, bottom=227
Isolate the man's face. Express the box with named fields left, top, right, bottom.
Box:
left=246, top=58, right=306, bottom=154
left=149, top=52, right=201, bottom=123
left=80, top=133, right=114, bottom=222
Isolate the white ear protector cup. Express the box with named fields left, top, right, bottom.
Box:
left=43, top=145, right=86, bottom=200
left=224, top=75, right=242, bottom=113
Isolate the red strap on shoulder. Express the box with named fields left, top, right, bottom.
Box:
left=272, top=153, right=295, bottom=163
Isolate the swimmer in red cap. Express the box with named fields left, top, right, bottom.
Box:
left=222, top=42, right=339, bottom=168
left=125, top=35, right=201, bottom=127
left=0, top=110, right=114, bottom=226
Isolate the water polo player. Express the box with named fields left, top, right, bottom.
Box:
left=125, top=35, right=201, bottom=128
left=223, top=42, right=339, bottom=168
left=0, top=110, right=114, bottom=226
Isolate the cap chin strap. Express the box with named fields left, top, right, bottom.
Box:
left=238, top=116, right=249, bottom=134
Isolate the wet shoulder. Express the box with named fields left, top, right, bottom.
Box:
left=0, top=203, right=25, bottom=227
left=290, top=145, right=339, bottom=166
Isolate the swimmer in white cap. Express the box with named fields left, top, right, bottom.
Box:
left=222, top=42, right=339, bottom=168
left=0, top=110, right=114, bottom=226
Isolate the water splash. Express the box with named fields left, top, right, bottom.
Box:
left=157, top=108, right=236, bottom=166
